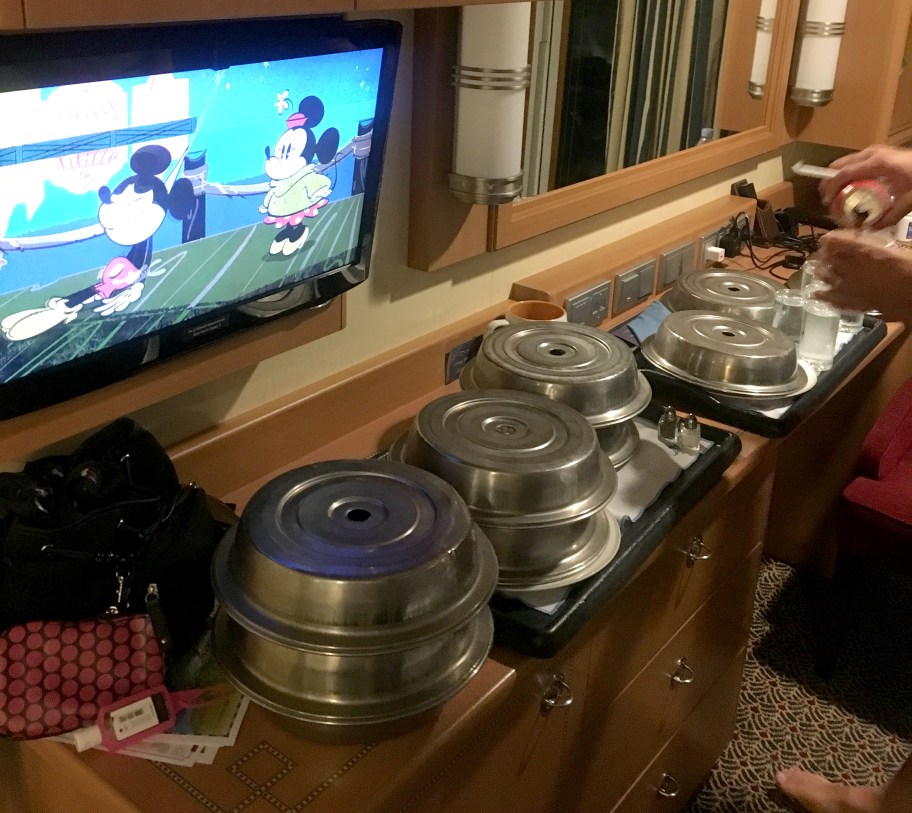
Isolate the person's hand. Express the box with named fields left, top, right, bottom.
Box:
left=813, top=230, right=912, bottom=321
left=819, top=145, right=912, bottom=228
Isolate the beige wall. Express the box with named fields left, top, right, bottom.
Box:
left=3, top=9, right=799, bottom=468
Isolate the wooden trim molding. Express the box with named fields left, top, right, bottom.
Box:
left=493, top=134, right=779, bottom=249
left=406, top=7, right=490, bottom=272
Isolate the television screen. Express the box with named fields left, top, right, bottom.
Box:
left=0, top=17, right=400, bottom=419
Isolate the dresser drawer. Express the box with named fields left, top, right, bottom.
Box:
left=568, top=542, right=760, bottom=810
left=584, top=463, right=773, bottom=706
left=610, top=646, right=747, bottom=813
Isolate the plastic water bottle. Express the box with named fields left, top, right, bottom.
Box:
left=696, top=127, right=714, bottom=146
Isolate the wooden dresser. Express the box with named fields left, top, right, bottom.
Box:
left=10, top=352, right=778, bottom=813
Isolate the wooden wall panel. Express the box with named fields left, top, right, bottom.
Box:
left=21, top=0, right=350, bottom=28
left=0, top=0, right=23, bottom=29
left=407, top=8, right=490, bottom=271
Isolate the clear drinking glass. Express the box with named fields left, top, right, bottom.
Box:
left=772, top=288, right=806, bottom=342
left=799, top=259, right=829, bottom=293
left=839, top=310, right=865, bottom=333
left=798, top=298, right=841, bottom=371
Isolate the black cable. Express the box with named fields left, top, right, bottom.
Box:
left=768, top=265, right=793, bottom=282
left=743, top=232, right=792, bottom=270
left=723, top=210, right=820, bottom=279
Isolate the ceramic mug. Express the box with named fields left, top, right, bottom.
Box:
left=484, top=300, right=568, bottom=337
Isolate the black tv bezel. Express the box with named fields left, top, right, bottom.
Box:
left=0, top=16, right=401, bottom=420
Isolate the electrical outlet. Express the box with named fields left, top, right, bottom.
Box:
left=698, top=226, right=727, bottom=267
left=444, top=335, right=482, bottom=384
left=614, top=260, right=655, bottom=314
left=660, top=241, right=696, bottom=288
left=564, top=280, right=611, bottom=326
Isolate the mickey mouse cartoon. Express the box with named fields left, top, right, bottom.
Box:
left=1, top=145, right=194, bottom=342
left=260, top=95, right=340, bottom=256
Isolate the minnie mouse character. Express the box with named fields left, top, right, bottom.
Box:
left=1, top=145, right=194, bottom=342
left=260, top=95, right=340, bottom=256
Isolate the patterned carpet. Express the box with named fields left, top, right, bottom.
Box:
left=684, top=558, right=912, bottom=812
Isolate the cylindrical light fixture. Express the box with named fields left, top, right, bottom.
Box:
left=789, top=0, right=847, bottom=107
left=748, top=0, right=778, bottom=99
left=449, top=3, right=532, bottom=206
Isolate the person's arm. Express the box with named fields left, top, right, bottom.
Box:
left=813, top=230, right=912, bottom=321
left=819, top=145, right=912, bottom=229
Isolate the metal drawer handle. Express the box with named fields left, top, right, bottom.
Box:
left=657, top=773, right=680, bottom=798
left=685, top=534, right=712, bottom=566
left=671, top=657, right=695, bottom=685
left=541, top=673, right=573, bottom=710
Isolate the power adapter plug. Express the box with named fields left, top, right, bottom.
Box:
left=704, top=246, right=726, bottom=265
left=718, top=226, right=743, bottom=257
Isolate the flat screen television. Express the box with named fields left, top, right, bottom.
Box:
left=0, top=16, right=401, bottom=420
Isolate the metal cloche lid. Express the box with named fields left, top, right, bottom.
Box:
left=400, top=388, right=616, bottom=527
left=662, top=269, right=783, bottom=324
left=237, top=458, right=474, bottom=579
left=213, top=458, right=498, bottom=652
left=641, top=310, right=810, bottom=397
left=462, top=322, right=651, bottom=425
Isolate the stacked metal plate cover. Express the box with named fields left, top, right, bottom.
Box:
left=459, top=321, right=652, bottom=468
left=211, top=458, right=498, bottom=743
left=661, top=269, right=784, bottom=326
left=391, top=389, right=622, bottom=592
left=641, top=310, right=813, bottom=400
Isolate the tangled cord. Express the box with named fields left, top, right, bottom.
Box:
left=726, top=211, right=820, bottom=279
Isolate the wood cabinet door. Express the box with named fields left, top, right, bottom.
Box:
left=397, top=644, right=591, bottom=813
left=582, top=462, right=774, bottom=709
left=564, top=543, right=761, bottom=813
left=610, top=647, right=747, bottom=813
left=21, top=0, right=352, bottom=29
left=0, top=0, right=24, bottom=29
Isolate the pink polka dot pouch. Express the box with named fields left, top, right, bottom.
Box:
left=0, top=614, right=165, bottom=739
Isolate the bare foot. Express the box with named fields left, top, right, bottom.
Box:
left=776, top=768, right=885, bottom=813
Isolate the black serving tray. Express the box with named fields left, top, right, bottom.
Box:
left=634, top=315, right=887, bottom=438
left=489, top=404, right=741, bottom=658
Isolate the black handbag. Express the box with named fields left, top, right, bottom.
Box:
left=0, top=418, right=233, bottom=657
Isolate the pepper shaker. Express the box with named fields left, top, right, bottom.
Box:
left=658, top=406, right=678, bottom=447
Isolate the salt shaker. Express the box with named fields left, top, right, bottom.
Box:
left=677, top=414, right=701, bottom=454
left=658, top=406, right=678, bottom=447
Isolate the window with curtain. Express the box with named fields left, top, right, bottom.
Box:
left=541, top=0, right=729, bottom=191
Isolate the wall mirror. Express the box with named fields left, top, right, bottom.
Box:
left=494, top=0, right=796, bottom=249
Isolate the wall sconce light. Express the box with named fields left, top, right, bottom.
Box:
left=789, top=0, right=847, bottom=107
left=449, top=3, right=532, bottom=206
left=748, top=0, right=778, bottom=99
